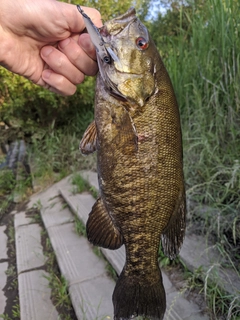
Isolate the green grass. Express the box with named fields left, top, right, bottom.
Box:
left=74, top=216, right=87, bottom=237
left=153, top=1, right=240, bottom=316
left=41, top=228, right=77, bottom=319
left=28, top=131, right=96, bottom=191
left=71, top=173, right=98, bottom=198
left=72, top=173, right=90, bottom=193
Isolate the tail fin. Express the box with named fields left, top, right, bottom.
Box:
left=112, top=269, right=166, bottom=320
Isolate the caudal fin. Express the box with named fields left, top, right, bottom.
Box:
left=112, top=269, right=166, bottom=320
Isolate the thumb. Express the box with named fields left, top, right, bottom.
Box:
left=58, top=2, right=102, bottom=33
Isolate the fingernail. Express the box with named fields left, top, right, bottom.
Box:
left=41, top=47, right=53, bottom=57
left=59, top=38, right=70, bottom=49
left=43, top=69, right=52, bottom=79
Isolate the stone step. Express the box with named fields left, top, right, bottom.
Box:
left=37, top=178, right=115, bottom=320
left=14, top=211, right=59, bottom=320
left=59, top=172, right=209, bottom=320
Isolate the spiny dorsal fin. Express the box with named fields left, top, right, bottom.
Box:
left=79, top=121, right=97, bottom=155
left=87, top=198, right=123, bottom=250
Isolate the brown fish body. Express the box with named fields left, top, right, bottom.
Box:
left=80, top=7, right=186, bottom=320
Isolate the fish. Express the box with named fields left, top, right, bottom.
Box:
left=79, top=7, right=186, bottom=320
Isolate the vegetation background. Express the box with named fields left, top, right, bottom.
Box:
left=0, top=0, right=239, bottom=318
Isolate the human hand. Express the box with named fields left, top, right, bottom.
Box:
left=0, top=0, right=102, bottom=95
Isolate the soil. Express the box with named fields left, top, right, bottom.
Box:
left=1, top=205, right=19, bottom=320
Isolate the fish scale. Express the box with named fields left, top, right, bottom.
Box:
left=79, top=7, right=186, bottom=320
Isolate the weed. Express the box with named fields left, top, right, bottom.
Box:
left=46, top=274, right=71, bottom=309
left=32, top=199, right=42, bottom=211
left=41, top=224, right=77, bottom=319
left=90, top=186, right=98, bottom=199
left=0, top=315, right=12, bottom=320
left=0, top=170, right=15, bottom=195
left=71, top=173, right=90, bottom=193
left=74, top=216, right=87, bottom=237
left=12, top=300, right=20, bottom=318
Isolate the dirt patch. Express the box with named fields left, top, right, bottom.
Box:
left=1, top=209, right=19, bottom=319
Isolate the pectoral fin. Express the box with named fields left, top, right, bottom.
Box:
left=87, top=198, right=123, bottom=249
left=112, top=110, right=138, bottom=155
left=79, top=121, right=97, bottom=155
left=161, top=189, right=186, bottom=259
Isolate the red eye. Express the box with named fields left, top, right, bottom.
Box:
left=136, top=37, right=148, bottom=50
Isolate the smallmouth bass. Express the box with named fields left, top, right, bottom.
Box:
left=79, top=7, right=186, bottom=320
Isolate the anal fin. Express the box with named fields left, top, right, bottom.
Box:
left=87, top=198, right=123, bottom=250
left=161, top=190, right=186, bottom=259
left=79, top=121, right=97, bottom=155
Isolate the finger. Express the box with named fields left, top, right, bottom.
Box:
left=41, top=45, right=86, bottom=83
left=78, top=33, right=97, bottom=61
left=58, top=36, right=98, bottom=76
left=41, top=69, right=78, bottom=96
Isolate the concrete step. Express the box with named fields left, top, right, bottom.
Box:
left=59, top=172, right=209, bottom=320
left=37, top=177, right=115, bottom=320
left=14, top=211, right=59, bottom=320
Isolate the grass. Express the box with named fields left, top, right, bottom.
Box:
left=152, top=0, right=240, bottom=318
left=72, top=172, right=98, bottom=198
left=41, top=228, right=78, bottom=320
left=0, top=215, right=19, bottom=320
left=28, top=130, right=96, bottom=192
left=74, top=216, right=87, bottom=237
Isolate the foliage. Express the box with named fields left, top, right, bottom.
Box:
left=0, top=66, right=95, bottom=142
left=63, top=0, right=147, bottom=21
left=149, top=0, right=240, bottom=318
left=150, top=0, right=240, bottom=242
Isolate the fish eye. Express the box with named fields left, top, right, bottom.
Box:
left=103, top=56, right=111, bottom=64
left=136, top=37, right=149, bottom=50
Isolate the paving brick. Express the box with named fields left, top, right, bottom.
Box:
left=40, top=195, right=73, bottom=229
left=69, top=275, right=114, bottom=320
left=0, top=226, right=7, bottom=260
left=18, top=270, right=58, bottom=320
left=59, top=188, right=95, bottom=226
left=0, top=262, right=8, bottom=315
left=15, top=223, right=46, bottom=274
left=165, top=292, right=209, bottom=320
left=14, top=212, right=32, bottom=228
left=27, top=174, right=72, bottom=210
left=181, top=233, right=240, bottom=297
left=101, top=247, right=125, bottom=276
left=47, top=223, right=107, bottom=286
